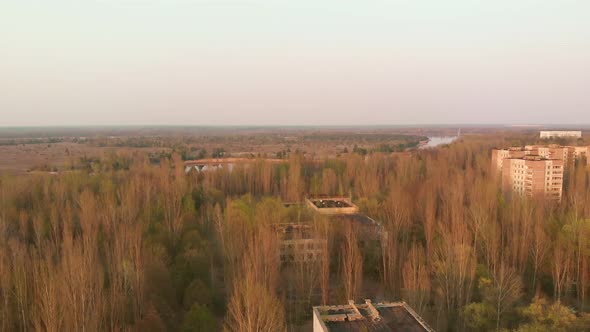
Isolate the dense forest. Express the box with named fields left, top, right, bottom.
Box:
left=1, top=134, right=590, bottom=331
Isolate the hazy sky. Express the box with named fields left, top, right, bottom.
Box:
left=2, top=1, right=590, bottom=126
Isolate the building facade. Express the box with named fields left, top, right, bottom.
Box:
left=501, top=156, right=564, bottom=201
left=566, top=146, right=589, bottom=161
left=491, top=148, right=526, bottom=173
left=306, top=197, right=386, bottom=247
left=492, top=145, right=589, bottom=174
left=540, top=130, right=582, bottom=139
left=273, top=223, right=327, bottom=264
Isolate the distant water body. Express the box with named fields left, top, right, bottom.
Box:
left=421, top=136, right=458, bottom=149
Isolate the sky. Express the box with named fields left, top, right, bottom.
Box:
left=1, top=0, right=590, bottom=126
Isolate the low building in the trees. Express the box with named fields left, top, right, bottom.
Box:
left=312, top=300, right=434, bottom=332
left=306, top=196, right=386, bottom=245
left=306, top=197, right=360, bottom=215
left=273, top=223, right=327, bottom=264
left=185, top=163, right=230, bottom=173
left=312, top=196, right=386, bottom=244
left=184, top=157, right=285, bottom=173
left=330, top=213, right=385, bottom=244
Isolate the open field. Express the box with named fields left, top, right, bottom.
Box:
left=0, top=126, right=435, bottom=173
left=0, top=142, right=170, bottom=174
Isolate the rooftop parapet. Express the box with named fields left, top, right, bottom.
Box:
left=305, top=197, right=359, bottom=215
left=312, top=300, right=434, bottom=332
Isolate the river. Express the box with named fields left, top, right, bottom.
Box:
left=420, top=136, right=458, bottom=149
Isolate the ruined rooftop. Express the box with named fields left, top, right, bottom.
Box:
left=306, top=197, right=360, bottom=215
left=313, top=300, right=434, bottom=332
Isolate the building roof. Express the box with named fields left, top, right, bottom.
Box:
left=307, top=197, right=356, bottom=209
left=184, top=157, right=285, bottom=166
left=330, top=213, right=381, bottom=227
left=306, top=197, right=360, bottom=215
left=313, top=300, right=433, bottom=332
left=505, top=155, right=562, bottom=162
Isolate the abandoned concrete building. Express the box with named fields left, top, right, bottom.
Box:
left=312, top=300, right=434, bottom=332
left=184, top=157, right=285, bottom=173
left=306, top=197, right=360, bottom=215
left=539, top=130, right=582, bottom=139
left=273, top=223, right=327, bottom=264
left=306, top=197, right=385, bottom=244
left=273, top=198, right=384, bottom=264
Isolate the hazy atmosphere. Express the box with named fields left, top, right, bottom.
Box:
left=3, top=3, right=590, bottom=332
left=2, top=0, right=590, bottom=126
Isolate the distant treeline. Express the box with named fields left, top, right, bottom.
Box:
left=2, top=134, right=590, bottom=332
left=0, top=137, right=64, bottom=146
left=301, top=133, right=428, bottom=143
left=85, top=133, right=427, bottom=148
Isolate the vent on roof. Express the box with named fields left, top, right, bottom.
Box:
left=323, top=314, right=347, bottom=322
left=365, top=299, right=381, bottom=322
left=347, top=300, right=364, bottom=321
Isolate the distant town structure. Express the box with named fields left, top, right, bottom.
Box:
left=312, top=300, right=434, bottom=332
left=540, top=130, right=582, bottom=139
left=184, top=157, right=285, bottom=173
left=489, top=143, right=590, bottom=201
left=492, top=145, right=589, bottom=174
left=501, top=155, right=564, bottom=201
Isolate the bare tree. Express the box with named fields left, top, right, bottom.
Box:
left=33, top=256, right=64, bottom=332
left=552, top=235, right=572, bottom=302
left=317, top=216, right=333, bottom=305
left=224, top=233, right=286, bottom=332
left=530, top=217, right=550, bottom=294
left=341, top=223, right=363, bottom=301
left=224, top=276, right=287, bottom=332
left=9, top=238, right=33, bottom=332
left=402, top=244, right=431, bottom=315
left=486, top=263, right=522, bottom=330
left=159, top=157, right=189, bottom=237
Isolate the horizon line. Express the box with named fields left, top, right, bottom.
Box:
left=2, top=123, right=590, bottom=129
